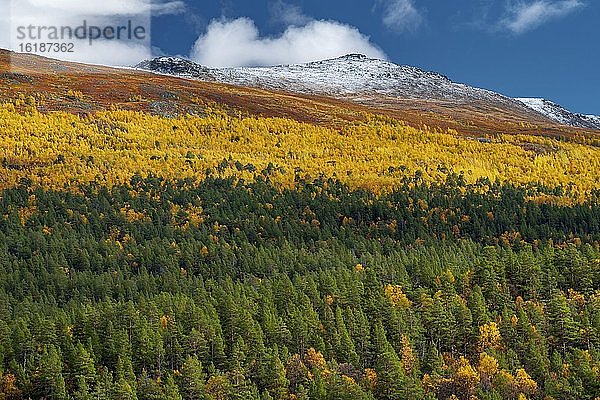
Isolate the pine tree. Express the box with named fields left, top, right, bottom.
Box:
left=30, top=345, right=68, bottom=400
left=262, top=348, right=289, bottom=400
left=307, top=371, right=327, bottom=400
left=468, top=285, right=490, bottom=328
left=180, top=355, right=207, bottom=400
left=373, top=322, right=423, bottom=400
left=547, top=292, right=579, bottom=353
left=265, top=350, right=288, bottom=400
left=137, top=370, right=164, bottom=400
left=335, top=307, right=359, bottom=366
left=93, top=367, right=114, bottom=400
left=71, top=341, right=96, bottom=391
left=112, top=378, right=138, bottom=400
left=163, top=375, right=183, bottom=400
left=72, top=376, right=93, bottom=400
left=116, top=355, right=137, bottom=386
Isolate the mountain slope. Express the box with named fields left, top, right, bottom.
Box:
left=2, top=49, right=597, bottom=142
left=138, top=54, right=527, bottom=107
left=516, top=98, right=600, bottom=130
left=136, top=54, right=600, bottom=131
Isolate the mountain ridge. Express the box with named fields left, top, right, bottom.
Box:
left=516, top=97, right=600, bottom=130
left=136, top=54, right=600, bottom=131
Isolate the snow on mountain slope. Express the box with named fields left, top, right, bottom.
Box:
left=212, top=54, right=511, bottom=104
left=137, top=54, right=523, bottom=106
left=516, top=98, right=600, bottom=130
left=136, top=54, right=599, bottom=130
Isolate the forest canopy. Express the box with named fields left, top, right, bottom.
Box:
left=1, top=101, right=600, bottom=399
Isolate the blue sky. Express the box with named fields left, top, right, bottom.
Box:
left=152, top=1, right=597, bottom=114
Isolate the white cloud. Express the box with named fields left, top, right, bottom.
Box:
left=151, top=1, right=185, bottom=16
left=190, top=17, right=386, bottom=68
left=52, top=41, right=153, bottom=66
left=381, top=0, right=423, bottom=33
left=270, top=0, right=312, bottom=26
left=5, top=0, right=183, bottom=17
left=501, top=0, right=584, bottom=34
left=0, top=0, right=183, bottom=67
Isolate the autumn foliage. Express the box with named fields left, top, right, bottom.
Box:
left=1, top=101, right=600, bottom=203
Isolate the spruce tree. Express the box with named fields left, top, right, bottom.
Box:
left=180, top=355, right=207, bottom=400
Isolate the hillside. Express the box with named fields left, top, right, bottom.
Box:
left=2, top=51, right=600, bottom=200
left=137, top=54, right=600, bottom=131
left=516, top=97, right=600, bottom=130
left=137, top=54, right=523, bottom=105
left=3, top=49, right=598, bottom=140
left=1, top=50, right=600, bottom=400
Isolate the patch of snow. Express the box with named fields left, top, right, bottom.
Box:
left=135, top=54, right=599, bottom=130
left=516, top=98, right=600, bottom=130
left=136, top=54, right=523, bottom=107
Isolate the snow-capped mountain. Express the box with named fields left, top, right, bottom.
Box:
left=137, top=54, right=520, bottom=105
left=516, top=98, right=600, bottom=130
left=136, top=54, right=600, bottom=130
